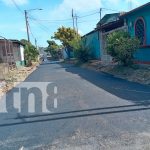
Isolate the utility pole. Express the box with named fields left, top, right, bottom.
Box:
left=100, top=8, right=102, bottom=27
left=24, top=10, right=30, bottom=42
left=72, top=9, right=75, bottom=30
left=75, top=14, right=78, bottom=34
left=35, top=38, right=37, bottom=49
left=129, top=0, right=132, bottom=10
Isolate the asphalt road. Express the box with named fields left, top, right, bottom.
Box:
left=0, top=62, right=150, bottom=150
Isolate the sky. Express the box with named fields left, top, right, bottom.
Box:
left=0, top=0, right=149, bottom=47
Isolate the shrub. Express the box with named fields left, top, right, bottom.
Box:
left=107, top=31, right=140, bottom=66
left=70, top=38, right=92, bottom=62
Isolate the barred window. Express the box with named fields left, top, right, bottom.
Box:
left=135, top=18, right=145, bottom=45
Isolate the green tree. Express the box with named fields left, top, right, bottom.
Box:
left=52, top=26, right=80, bottom=58
left=107, top=31, right=140, bottom=66
left=21, top=39, right=39, bottom=66
left=45, top=40, right=61, bottom=59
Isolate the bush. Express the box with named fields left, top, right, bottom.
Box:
left=24, top=43, right=39, bottom=66
left=107, top=31, right=140, bottom=66
left=70, top=38, right=92, bottom=63
left=74, top=46, right=91, bottom=62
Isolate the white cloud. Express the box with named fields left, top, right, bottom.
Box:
left=50, top=0, right=102, bottom=20
left=62, top=0, right=102, bottom=12
left=1, top=0, right=28, bottom=6
left=126, top=0, right=141, bottom=8
left=107, top=0, right=120, bottom=5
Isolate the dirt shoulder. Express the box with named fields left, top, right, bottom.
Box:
left=0, top=62, right=38, bottom=98
left=81, top=60, right=150, bottom=85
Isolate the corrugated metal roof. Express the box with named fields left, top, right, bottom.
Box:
left=97, top=13, right=120, bottom=26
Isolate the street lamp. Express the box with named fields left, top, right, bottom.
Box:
left=24, top=8, right=42, bottom=42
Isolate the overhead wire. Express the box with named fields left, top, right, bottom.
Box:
left=11, top=0, right=24, bottom=14
left=28, top=23, right=36, bottom=40
left=10, top=0, right=122, bottom=38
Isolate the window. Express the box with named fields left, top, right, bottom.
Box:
left=135, top=18, right=145, bottom=45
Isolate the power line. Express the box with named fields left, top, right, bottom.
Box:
left=78, top=12, right=99, bottom=18
left=78, top=19, right=99, bottom=24
left=29, top=18, right=51, bottom=35
left=11, top=0, right=24, bottom=14
left=28, top=15, right=50, bottom=31
left=30, top=18, right=72, bottom=22
left=101, top=7, right=121, bottom=12
left=25, top=7, right=120, bottom=25
left=28, top=23, right=35, bottom=39
left=77, top=9, right=100, bottom=16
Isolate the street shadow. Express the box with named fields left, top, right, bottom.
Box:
left=1, top=104, right=150, bottom=127
left=60, top=64, right=150, bottom=105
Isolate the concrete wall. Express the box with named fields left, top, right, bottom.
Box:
left=125, top=6, right=150, bottom=64
left=83, top=30, right=101, bottom=59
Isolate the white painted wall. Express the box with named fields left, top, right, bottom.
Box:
left=20, top=45, right=24, bottom=61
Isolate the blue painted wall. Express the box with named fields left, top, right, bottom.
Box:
left=125, top=6, right=150, bottom=63
left=82, top=30, right=101, bottom=59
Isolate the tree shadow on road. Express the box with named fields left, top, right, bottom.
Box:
left=60, top=64, right=150, bottom=106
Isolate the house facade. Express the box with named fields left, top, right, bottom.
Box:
left=0, top=39, right=25, bottom=67
left=82, top=13, right=126, bottom=62
left=121, top=2, right=150, bottom=64
left=82, top=29, right=100, bottom=59
left=97, top=13, right=126, bottom=64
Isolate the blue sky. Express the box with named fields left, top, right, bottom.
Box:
left=0, top=0, right=149, bottom=47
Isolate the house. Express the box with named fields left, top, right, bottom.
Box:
left=97, top=13, right=126, bottom=64
left=121, top=2, right=150, bottom=64
left=0, top=39, right=25, bottom=67
left=82, top=13, right=126, bottom=62
left=82, top=2, right=150, bottom=65
left=82, top=29, right=100, bottom=59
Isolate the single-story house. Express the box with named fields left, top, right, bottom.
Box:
left=82, top=2, right=150, bottom=65
left=82, top=29, right=100, bottom=59
left=0, top=39, right=25, bottom=67
left=121, top=2, right=150, bottom=64
left=97, top=13, right=126, bottom=64
left=82, top=13, right=126, bottom=62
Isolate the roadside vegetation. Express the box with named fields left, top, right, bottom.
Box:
left=69, top=37, right=93, bottom=63
left=107, top=31, right=140, bottom=66
left=52, top=26, right=78, bottom=59
left=52, top=26, right=93, bottom=62
left=45, top=40, right=62, bottom=60
left=21, top=39, right=39, bottom=66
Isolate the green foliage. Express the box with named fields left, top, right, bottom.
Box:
left=45, top=40, right=61, bottom=60
left=21, top=39, right=39, bottom=66
left=70, top=38, right=92, bottom=62
left=107, top=31, right=140, bottom=66
left=52, top=26, right=80, bottom=58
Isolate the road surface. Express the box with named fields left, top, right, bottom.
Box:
left=0, top=62, right=150, bottom=150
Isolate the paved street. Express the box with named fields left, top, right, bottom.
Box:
left=0, top=62, right=150, bottom=150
